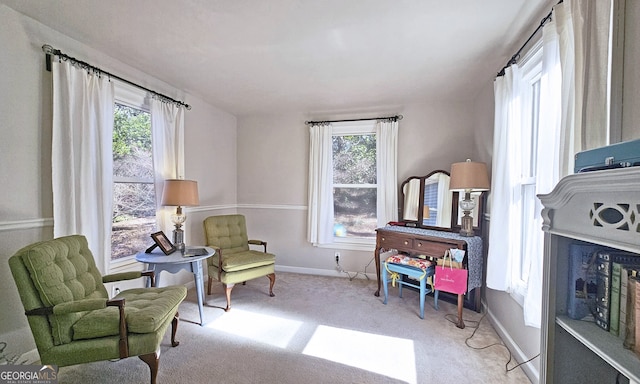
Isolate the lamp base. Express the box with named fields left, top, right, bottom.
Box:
left=172, top=227, right=185, bottom=252
left=459, top=212, right=475, bottom=237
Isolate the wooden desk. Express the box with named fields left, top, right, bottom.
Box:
left=374, top=226, right=483, bottom=328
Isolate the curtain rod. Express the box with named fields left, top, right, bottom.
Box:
left=496, top=0, right=563, bottom=77
left=41, top=44, right=191, bottom=110
left=305, top=115, right=403, bottom=125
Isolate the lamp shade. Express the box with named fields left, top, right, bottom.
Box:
left=449, top=160, right=490, bottom=191
left=161, top=179, right=200, bottom=206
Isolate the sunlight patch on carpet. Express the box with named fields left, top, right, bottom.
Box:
left=206, top=309, right=303, bottom=348
left=302, top=325, right=417, bottom=384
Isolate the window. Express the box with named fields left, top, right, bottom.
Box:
left=111, top=89, right=156, bottom=261
left=511, top=43, right=543, bottom=303
left=308, top=119, right=397, bottom=249
left=332, top=122, right=377, bottom=239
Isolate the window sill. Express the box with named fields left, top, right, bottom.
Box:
left=109, top=255, right=143, bottom=273
left=315, top=237, right=376, bottom=252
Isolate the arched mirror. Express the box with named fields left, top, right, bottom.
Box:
left=399, top=170, right=485, bottom=232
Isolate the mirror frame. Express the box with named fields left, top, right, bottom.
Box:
left=399, top=170, right=485, bottom=233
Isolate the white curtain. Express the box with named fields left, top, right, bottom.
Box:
left=376, top=120, right=398, bottom=226
left=487, top=28, right=563, bottom=328
left=52, top=60, right=115, bottom=274
left=151, top=98, right=185, bottom=234
left=486, top=65, right=526, bottom=294
left=307, top=123, right=334, bottom=245
left=487, top=0, right=611, bottom=328
left=522, top=18, right=563, bottom=328
left=557, top=0, right=612, bottom=176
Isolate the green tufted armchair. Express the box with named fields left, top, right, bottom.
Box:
left=204, top=214, right=276, bottom=311
left=8, top=235, right=187, bottom=384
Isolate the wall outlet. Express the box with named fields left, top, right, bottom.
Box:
left=334, top=252, right=340, bottom=263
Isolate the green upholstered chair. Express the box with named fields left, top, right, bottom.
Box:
left=203, top=214, right=276, bottom=311
left=8, top=235, right=187, bottom=384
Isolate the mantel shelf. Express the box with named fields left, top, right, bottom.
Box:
left=557, top=316, right=640, bottom=382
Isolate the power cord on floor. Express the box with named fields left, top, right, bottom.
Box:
left=335, top=257, right=364, bottom=281
left=445, top=311, right=540, bottom=374
left=334, top=255, right=381, bottom=281
left=362, top=256, right=375, bottom=280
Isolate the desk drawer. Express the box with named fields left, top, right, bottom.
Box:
left=379, top=234, right=412, bottom=250
left=414, top=239, right=451, bottom=257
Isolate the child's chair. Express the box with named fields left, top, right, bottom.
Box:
left=382, top=254, right=438, bottom=319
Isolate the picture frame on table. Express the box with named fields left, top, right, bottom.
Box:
left=150, top=231, right=176, bottom=255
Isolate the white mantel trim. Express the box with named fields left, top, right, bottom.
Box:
left=538, top=167, right=640, bottom=254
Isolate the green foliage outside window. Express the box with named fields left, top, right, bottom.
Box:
left=111, top=103, right=156, bottom=259
left=332, top=134, right=377, bottom=238
left=333, top=135, right=376, bottom=184
left=113, top=104, right=152, bottom=160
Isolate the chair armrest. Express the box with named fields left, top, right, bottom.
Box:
left=54, top=299, right=128, bottom=358
left=206, top=246, right=221, bottom=264
left=249, top=239, right=267, bottom=252
left=216, top=248, right=224, bottom=280
left=24, top=307, right=54, bottom=316
left=103, top=270, right=155, bottom=287
left=26, top=297, right=121, bottom=316
left=52, top=298, right=109, bottom=315
left=106, top=298, right=129, bottom=358
left=103, top=270, right=154, bottom=283
left=23, top=295, right=130, bottom=359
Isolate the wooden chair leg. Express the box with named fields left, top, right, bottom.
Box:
left=171, top=312, right=180, bottom=347
left=267, top=273, right=276, bottom=297
left=207, top=276, right=213, bottom=295
left=224, top=283, right=234, bottom=312
left=139, top=351, right=159, bottom=384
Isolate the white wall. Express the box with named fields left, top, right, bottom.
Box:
left=0, top=4, right=236, bottom=359
left=235, top=101, right=476, bottom=276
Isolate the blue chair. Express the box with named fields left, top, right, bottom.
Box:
left=382, top=255, right=438, bottom=319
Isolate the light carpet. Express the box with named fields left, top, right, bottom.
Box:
left=57, top=272, right=531, bottom=383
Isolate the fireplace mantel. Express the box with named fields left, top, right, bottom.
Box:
left=539, top=167, right=640, bottom=383
left=540, top=167, right=640, bottom=254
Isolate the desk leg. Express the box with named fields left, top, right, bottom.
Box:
left=192, top=260, right=205, bottom=326
left=456, top=294, right=465, bottom=329
left=374, top=247, right=381, bottom=297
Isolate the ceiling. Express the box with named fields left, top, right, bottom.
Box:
left=2, top=0, right=552, bottom=116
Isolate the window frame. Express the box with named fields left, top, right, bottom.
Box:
left=510, top=41, right=543, bottom=305
left=110, top=84, right=155, bottom=268
left=331, top=121, right=378, bottom=250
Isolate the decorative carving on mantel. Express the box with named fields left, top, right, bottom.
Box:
left=538, top=167, right=640, bottom=254
left=590, top=202, right=639, bottom=231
